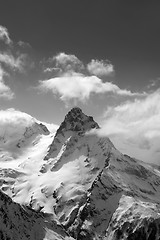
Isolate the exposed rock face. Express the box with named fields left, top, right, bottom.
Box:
left=55, top=107, right=99, bottom=135
left=0, top=190, right=73, bottom=240
left=105, top=195, right=160, bottom=240
left=16, top=122, right=50, bottom=149
left=43, top=107, right=99, bottom=161
left=1, top=108, right=160, bottom=240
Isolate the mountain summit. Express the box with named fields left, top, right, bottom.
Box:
left=1, top=108, right=160, bottom=239
left=55, top=107, right=99, bottom=136
left=43, top=107, right=100, bottom=161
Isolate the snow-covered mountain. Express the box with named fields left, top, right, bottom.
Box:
left=0, top=190, right=73, bottom=240
left=0, top=109, right=51, bottom=162
left=1, top=107, right=160, bottom=239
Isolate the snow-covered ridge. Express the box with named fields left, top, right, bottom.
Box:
left=1, top=107, right=160, bottom=239
left=0, top=109, right=50, bottom=156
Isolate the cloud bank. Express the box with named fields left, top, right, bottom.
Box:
left=98, top=90, right=160, bottom=164
left=40, top=53, right=142, bottom=105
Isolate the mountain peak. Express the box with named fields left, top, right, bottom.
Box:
left=55, top=107, right=99, bottom=136
left=64, top=107, right=83, bottom=121
left=67, top=107, right=82, bottom=114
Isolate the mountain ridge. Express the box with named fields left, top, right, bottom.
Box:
left=0, top=107, right=160, bottom=239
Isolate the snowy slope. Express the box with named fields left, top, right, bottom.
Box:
left=105, top=195, right=160, bottom=240
left=0, top=190, right=73, bottom=240
left=0, top=109, right=51, bottom=162
left=1, top=107, right=160, bottom=239
left=68, top=151, right=160, bottom=239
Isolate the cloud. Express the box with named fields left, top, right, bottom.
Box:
left=43, top=67, right=61, bottom=73
left=147, top=77, right=160, bottom=90
left=97, top=90, right=160, bottom=163
left=53, top=52, right=82, bottom=67
left=17, top=41, right=31, bottom=48
left=0, top=25, right=12, bottom=45
left=87, top=59, right=114, bottom=77
left=0, top=52, right=27, bottom=99
left=0, top=66, right=14, bottom=99
left=0, top=109, right=36, bottom=148
left=39, top=72, right=140, bottom=105
left=0, top=80, right=14, bottom=99
left=44, top=52, right=84, bottom=73
left=0, top=25, right=33, bottom=100
left=0, top=52, right=27, bottom=72
left=40, top=53, right=144, bottom=105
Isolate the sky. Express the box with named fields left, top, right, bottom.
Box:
left=0, top=0, right=160, bottom=163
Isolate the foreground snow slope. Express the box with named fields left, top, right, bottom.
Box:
left=1, top=107, right=160, bottom=239
left=0, top=190, right=73, bottom=240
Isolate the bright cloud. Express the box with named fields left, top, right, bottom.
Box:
left=0, top=108, right=35, bottom=131
left=0, top=25, right=12, bottom=45
left=53, top=52, right=82, bottom=67
left=87, top=59, right=114, bottom=77
left=39, top=72, right=139, bottom=105
left=97, top=90, right=160, bottom=163
left=40, top=53, right=143, bottom=105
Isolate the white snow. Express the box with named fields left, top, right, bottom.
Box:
left=1, top=108, right=160, bottom=239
